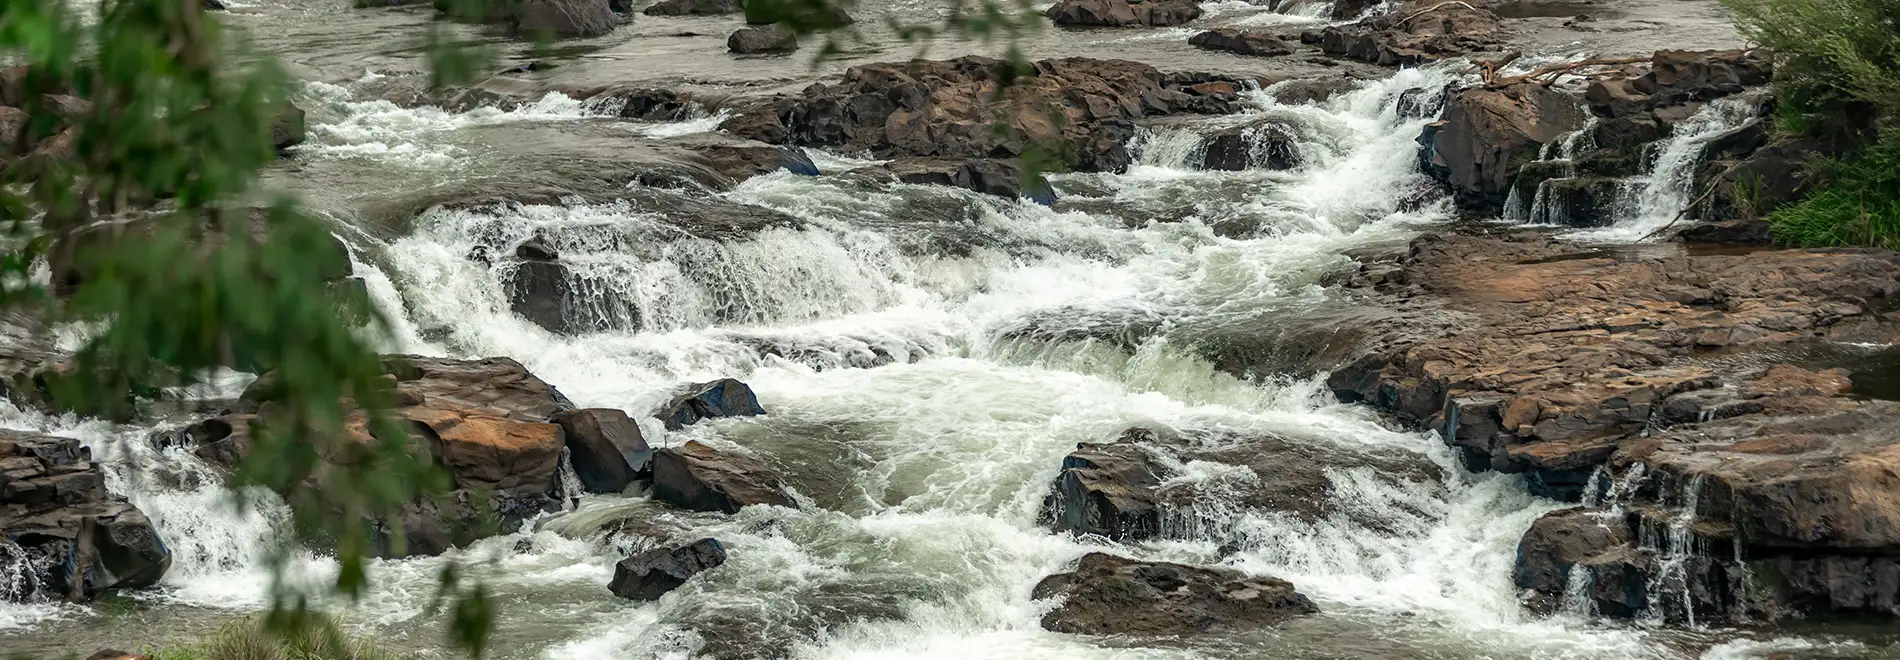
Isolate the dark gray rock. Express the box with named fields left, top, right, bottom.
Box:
left=513, top=0, right=618, bottom=38
left=1201, top=121, right=1299, bottom=171
left=0, top=431, right=171, bottom=601
left=552, top=408, right=652, bottom=493
left=657, top=378, right=766, bottom=430
left=728, top=24, right=799, bottom=54
left=1045, top=0, right=1202, bottom=27
left=643, top=0, right=739, bottom=15
left=1189, top=29, right=1296, bottom=57
left=610, top=537, right=728, bottom=600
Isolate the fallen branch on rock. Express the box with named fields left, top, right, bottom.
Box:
left=1484, top=55, right=1649, bottom=88
left=1399, top=0, right=1479, bottom=24
left=1640, top=160, right=1745, bottom=241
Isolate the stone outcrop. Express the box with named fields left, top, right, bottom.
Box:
left=728, top=24, right=798, bottom=54
left=650, top=441, right=796, bottom=513
left=1033, top=553, right=1318, bottom=635
left=642, top=0, right=739, bottom=15
left=724, top=56, right=1242, bottom=173
left=513, top=0, right=619, bottom=38
left=1329, top=233, right=1900, bottom=499
left=165, top=355, right=583, bottom=557
left=657, top=378, right=767, bottom=430
left=1200, top=120, right=1300, bottom=171
left=552, top=408, right=652, bottom=493
left=1189, top=29, right=1295, bottom=57
left=504, top=240, right=642, bottom=335
left=1312, top=1, right=1500, bottom=66
left=863, top=157, right=1056, bottom=203
left=1419, top=82, right=1585, bottom=208
left=1041, top=427, right=1443, bottom=543
left=1, top=431, right=170, bottom=602
left=609, top=537, right=727, bottom=600
left=1044, top=0, right=1201, bottom=27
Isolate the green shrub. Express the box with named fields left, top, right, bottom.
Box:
left=1769, top=133, right=1900, bottom=249
left=153, top=616, right=406, bottom=660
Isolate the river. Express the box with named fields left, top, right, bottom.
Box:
left=0, top=1, right=1892, bottom=658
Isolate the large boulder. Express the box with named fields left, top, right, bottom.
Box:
left=609, top=537, right=727, bottom=600
left=0, top=431, right=171, bottom=602
left=504, top=241, right=642, bottom=334
left=552, top=408, right=652, bottom=493
left=657, top=378, right=766, bottom=430
left=1512, top=507, right=1632, bottom=607
left=1041, top=428, right=1443, bottom=543
left=1033, top=553, right=1318, bottom=635
left=1045, top=0, right=1202, bottom=27
left=650, top=441, right=795, bottom=513
left=1200, top=120, right=1299, bottom=171
left=513, top=0, right=618, bottom=38
left=727, top=24, right=799, bottom=54
left=1317, top=1, right=1500, bottom=66
left=1188, top=29, right=1295, bottom=57
left=642, top=0, right=739, bottom=15
left=165, top=355, right=577, bottom=557
left=1420, top=82, right=1585, bottom=208
left=745, top=56, right=1241, bottom=173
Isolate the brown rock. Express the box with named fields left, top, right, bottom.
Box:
left=728, top=24, right=798, bottom=54
left=1, top=431, right=171, bottom=602
left=650, top=441, right=795, bottom=513
left=1189, top=29, right=1296, bottom=57
left=513, top=0, right=618, bottom=38
left=1044, top=0, right=1202, bottom=27
left=552, top=407, right=652, bottom=493
left=1421, top=82, right=1585, bottom=206
left=1318, top=1, right=1500, bottom=66
left=1513, top=507, right=1632, bottom=602
left=1033, top=553, right=1317, bottom=635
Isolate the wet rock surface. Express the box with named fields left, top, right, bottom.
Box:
left=1045, top=0, right=1202, bottom=27
left=1033, top=552, right=1318, bottom=635
left=1316, top=1, right=1502, bottom=66
left=1041, top=427, right=1444, bottom=543
left=1189, top=29, right=1296, bottom=57
left=552, top=408, right=652, bottom=493
left=1, top=431, right=170, bottom=602
left=167, top=355, right=577, bottom=557
left=728, top=24, right=798, bottom=54
left=725, top=55, right=1241, bottom=173
left=657, top=378, right=767, bottom=430
left=650, top=440, right=796, bottom=513
left=1332, top=233, right=1900, bottom=497
left=512, top=0, right=619, bottom=38
left=609, top=537, right=727, bottom=601
left=1421, top=82, right=1585, bottom=208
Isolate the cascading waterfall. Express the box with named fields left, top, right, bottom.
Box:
left=1571, top=97, right=1762, bottom=241
left=1502, top=117, right=1599, bottom=226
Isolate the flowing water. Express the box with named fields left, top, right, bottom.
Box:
left=1566, top=97, right=1761, bottom=242
left=4, top=2, right=1898, bottom=659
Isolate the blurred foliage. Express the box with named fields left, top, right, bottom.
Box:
left=0, top=0, right=487, bottom=653
left=148, top=613, right=408, bottom=660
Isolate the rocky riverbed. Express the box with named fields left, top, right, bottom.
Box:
left=4, top=0, right=1899, bottom=658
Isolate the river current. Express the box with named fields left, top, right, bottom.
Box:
left=0, top=1, right=1891, bottom=658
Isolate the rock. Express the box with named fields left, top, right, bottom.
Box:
left=504, top=252, right=641, bottom=334
left=1042, top=428, right=1443, bottom=542
left=40, top=94, right=90, bottom=127
left=1329, top=233, right=1900, bottom=496
left=513, top=0, right=618, bottom=38
left=643, top=0, right=739, bottom=15
left=46, top=209, right=354, bottom=299
left=1044, top=0, right=1202, bottom=27
left=877, top=158, right=1055, bottom=202
left=0, top=105, right=27, bottom=157
left=1033, top=553, right=1318, bottom=635
left=756, top=56, right=1237, bottom=173
left=1189, top=29, right=1296, bottom=57
left=270, top=103, right=306, bottom=153
left=609, top=537, right=728, bottom=600
left=204, top=0, right=227, bottom=8
left=744, top=1, right=853, bottom=27
left=1200, top=121, right=1299, bottom=171
left=170, top=355, right=576, bottom=557
left=0, top=431, right=171, bottom=602
left=1676, top=218, right=1771, bottom=245
left=728, top=24, right=798, bottom=54
left=1512, top=507, right=1632, bottom=602
left=614, top=88, right=695, bottom=121
left=1331, top=0, right=1375, bottom=19
left=657, top=378, right=767, bottom=430
left=1318, top=1, right=1500, bottom=66
left=689, top=142, right=820, bottom=181
left=1268, top=77, right=1357, bottom=105
left=650, top=441, right=795, bottom=513
left=552, top=408, right=652, bottom=493
left=1420, top=82, right=1584, bottom=208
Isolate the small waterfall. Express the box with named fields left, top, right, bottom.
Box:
left=1643, top=473, right=1708, bottom=625
left=1504, top=118, right=1599, bottom=226
left=1558, top=564, right=1596, bottom=617
left=557, top=447, right=586, bottom=511
left=1575, top=97, right=1761, bottom=241
left=0, top=539, right=45, bottom=603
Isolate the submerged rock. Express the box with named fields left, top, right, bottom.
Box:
left=552, top=408, right=652, bottom=493
left=1189, top=29, right=1296, bottom=57
left=0, top=431, right=171, bottom=601
left=1045, top=0, right=1202, bottom=27
left=650, top=441, right=796, bottom=513
left=658, top=378, right=767, bottom=430
left=1033, top=553, right=1318, bottom=635
left=609, top=537, right=728, bottom=600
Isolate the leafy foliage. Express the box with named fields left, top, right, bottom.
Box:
left=1768, top=133, right=1900, bottom=250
